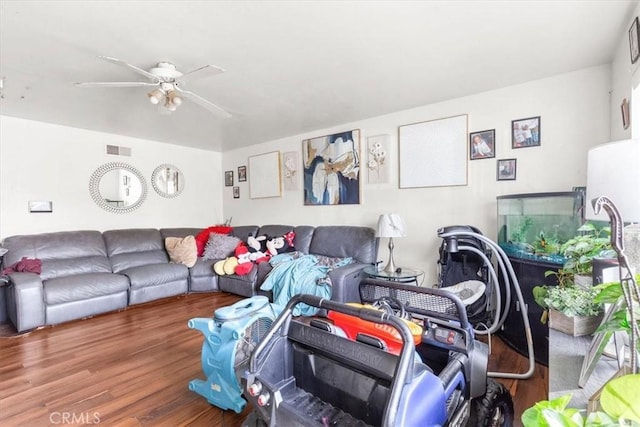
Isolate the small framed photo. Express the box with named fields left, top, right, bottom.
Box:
left=233, top=186, right=240, bottom=199
left=469, top=129, right=495, bottom=160
left=621, top=98, right=630, bottom=129
left=224, top=170, right=234, bottom=187
left=497, top=158, right=517, bottom=181
left=238, top=165, right=247, bottom=182
left=630, top=17, right=640, bottom=64
left=512, top=116, right=540, bottom=148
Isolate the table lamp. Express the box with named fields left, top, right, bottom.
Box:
left=377, top=213, right=406, bottom=274
left=585, top=139, right=640, bottom=374
left=586, top=139, right=640, bottom=272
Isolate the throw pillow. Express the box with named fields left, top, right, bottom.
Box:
left=165, top=236, right=197, bottom=268
left=202, top=233, right=241, bottom=260
left=195, top=225, right=233, bottom=256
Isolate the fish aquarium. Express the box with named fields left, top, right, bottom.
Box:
left=497, top=191, right=585, bottom=265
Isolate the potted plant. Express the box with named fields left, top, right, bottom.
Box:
left=561, top=223, right=613, bottom=287
left=534, top=282, right=605, bottom=336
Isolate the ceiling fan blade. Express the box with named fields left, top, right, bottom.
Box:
left=75, top=81, right=158, bottom=88
left=177, top=64, right=225, bottom=84
left=97, top=55, right=159, bottom=81
left=177, top=88, right=232, bottom=118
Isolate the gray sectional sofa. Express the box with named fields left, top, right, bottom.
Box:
left=1, top=225, right=378, bottom=332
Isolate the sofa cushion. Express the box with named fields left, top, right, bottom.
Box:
left=202, top=233, right=241, bottom=260
left=165, top=236, right=197, bottom=268
left=160, top=228, right=202, bottom=240
left=190, top=257, right=217, bottom=277
left=195, top=226, right=233, bottom=256
left=218, top=266, right=258, bottom=297
left=121, top=263, right=189, bottom=290
left=293, top=226, right=315, bottom=253
left=44, top=273, right=130, bottom=305
left=230, top=225, right=260, bottom=242
left=103, top=229, right=169, bottom=273
left=42, top=256, right=113, bottom=280
left=309, top=226, right=378, bottom=264
left=2, top=230, right=112, bottom=280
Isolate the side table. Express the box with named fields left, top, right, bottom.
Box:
left=363, top=265, right=424, bottom=286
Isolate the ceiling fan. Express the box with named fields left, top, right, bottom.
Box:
left=75, top=56, right=231, bottom=118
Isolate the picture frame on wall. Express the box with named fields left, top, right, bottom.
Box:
left=621, top=98, right=630, bottom=130
left=248, top=151, right=282, bottom=199
left=511, top=116, right=540, bottom=148
left=224, top=170, right=234, bottom=187
left=238, top=165, right=247, bottom=182
left=282, top=151, right=299, bottom=191
left=367, top=134, right=391, bottom=183
left=630, top=16, right=640, bottom=64
left=469, top=129, right=495, bottom=160
left=399, top=114, right=468, bottom=188
left=302, top=129, right=360, bottom=205
left=497, top=158, right=517, bottom=181
left=233, top=186, right=240, bottom=199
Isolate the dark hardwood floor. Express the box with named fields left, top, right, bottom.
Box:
left=0, top=292, right=547, bottom=426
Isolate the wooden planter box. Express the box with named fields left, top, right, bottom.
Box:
left=549, top=309, right=604, bottom=337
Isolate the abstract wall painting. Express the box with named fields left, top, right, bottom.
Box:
left=302, top=129, right=361, bottom=205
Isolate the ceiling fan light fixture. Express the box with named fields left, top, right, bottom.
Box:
left=164, top=98, right=177, bottom=112
left=167, top=90, right=183, bottom=107
left=147, top=88, right=165, bottom=105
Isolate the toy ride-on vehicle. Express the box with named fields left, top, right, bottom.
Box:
left=241, top=278, right=513, bottom=427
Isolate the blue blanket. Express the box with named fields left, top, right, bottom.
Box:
left=260, top=252, right=352, bottom=316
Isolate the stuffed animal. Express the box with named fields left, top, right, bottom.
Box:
left=213, top=242, right=252, bottom=276
left=214, top=233, right=289, bottom=277
left=266, top=231, right=295, bottom=256
left=213, top=256, right=239, bottom=275
left=247, top=234, right=267, bottom=253
left=234, top=243, right=255, bottom=275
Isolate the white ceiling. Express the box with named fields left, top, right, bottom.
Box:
left=0, top=1, right=636, bottom=152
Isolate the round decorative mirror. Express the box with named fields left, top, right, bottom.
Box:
left=89, top=162, right=147, bottom=213
left=151, top=164, right=184, bottom=198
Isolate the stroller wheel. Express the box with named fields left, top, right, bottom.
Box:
left=469, top=379, right=514, bottom=427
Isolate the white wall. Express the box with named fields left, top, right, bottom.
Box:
left=222, top=66, right=611, bottom=285
left=609, top=3, right=640, bottom=141
left=0, top=66, right=613, bottom=284
left=0, top=116, right=224, bottom=237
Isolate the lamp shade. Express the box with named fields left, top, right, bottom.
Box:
left=376, top=213, right=406, bottom=238
left=585, top=139, right=640, bottom=222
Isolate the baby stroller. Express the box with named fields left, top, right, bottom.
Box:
left=437, top=225, right=493, bottom=328
left=437, top=225, right=536, bottom=380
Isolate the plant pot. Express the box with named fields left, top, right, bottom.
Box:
left=548, top=309, right=604, bottom=337
left=574, top=274, right=594, bottom=289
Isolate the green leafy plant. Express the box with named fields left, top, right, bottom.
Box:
left=562, top=223, right=613, bottom=276
left=522, top=374, right=640, bottom=426
left=593, top=275, right=640, bottom=353
left=544, top=285, right=604, bottom=317
left=533, top=230, right=562, bottom=256
left=533, top=270, right=601, bottom=323
left=510, top=216, right=534, bottom=244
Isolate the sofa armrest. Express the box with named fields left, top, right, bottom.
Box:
left=6, top=272, right=45, bottom=332
left=328, top=263, right=369, bottom=303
